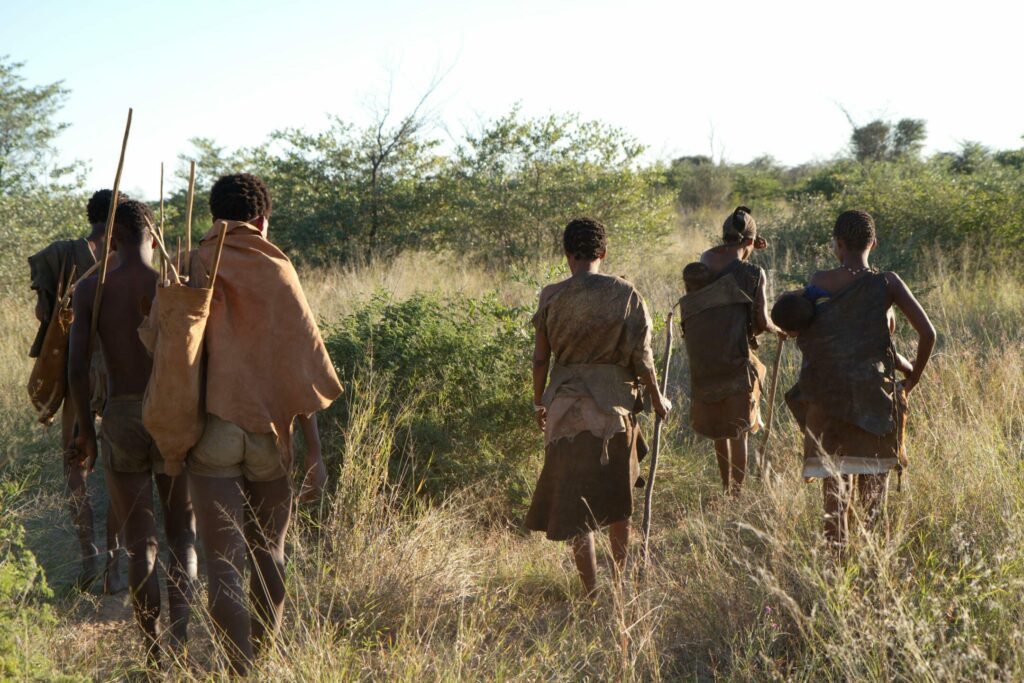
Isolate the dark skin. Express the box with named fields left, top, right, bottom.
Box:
left=187, top=214, right=326, bottom=675
left=34, top=220, right=124, bottom=592
left=700, top=238, right=786, bottom=496
left=532, top=246, right=671, bottom=597
left=68, top=228, right=197, bottom=665
left=809, top=235, right=936, bottom=548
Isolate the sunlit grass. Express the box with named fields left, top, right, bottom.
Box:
left=3, top=232, right=1023, bottom=680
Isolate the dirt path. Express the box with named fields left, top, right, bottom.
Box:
left=19, top=453, right=139, bottom=673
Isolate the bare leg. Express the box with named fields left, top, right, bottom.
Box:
left=608, top=520, right=630, bottom=578
left=571, top=532, right=598, bottom=597
left=855, top=473, right=889, bottom=535
left=713, top=439, right=731, bottom=492
left=62, top=403, right=98, bottom=586
left=246, top=476, right=292, bottom=659
left=100, top=434, right=126, bottom=595
left=189, top=473, right=252, bottom=676
left=155, top=473, right=197, bottom=653
left=103, top=497, right=126, bottom=594
left=822, top=475, right=852, bottom=551
left=727, top=434, right=748, bottom=495
left=105, top=467, right=161, bottom=666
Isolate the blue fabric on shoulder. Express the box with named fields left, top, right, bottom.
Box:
left=803, top=285, right=831, bottom=303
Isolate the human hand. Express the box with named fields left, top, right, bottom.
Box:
left=69, top=433, right=98, bottom=471
left=299, top=454, right=327, bottom=503
left=653, top=394, right=672, bottom=419
left=534, top=406, right=547, bottom=432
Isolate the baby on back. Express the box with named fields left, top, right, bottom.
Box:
left=771, top=291, right=815, bottom=332
left=771, top=285, right=831, bottom=333
left=683, top=262, right=713, bottom=293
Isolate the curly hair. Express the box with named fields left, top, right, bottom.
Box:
left=834, top=210, right=876, bottom=251
left=722, top=206, right=756, bottom=243
left=86, top=189, right=130, bottom=225
left=562, top=217, right=608, bottom=261
left=112, top=200, right=154, bottom=246
left=771, top=291, right=815, bottom=332
left=209, top=173, right=273, bottom=221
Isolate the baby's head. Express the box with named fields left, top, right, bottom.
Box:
left=771, top=291, right=815, bottom=332
left=683, top=262, right=712, bottom=293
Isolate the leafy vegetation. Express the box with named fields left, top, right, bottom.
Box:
left=3, top=55, right=1024, bottom=680
left=325, top=293, right=536, bottom=514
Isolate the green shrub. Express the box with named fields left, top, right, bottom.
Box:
left=0, top=482, right=66, bottom=680
left=777, top=159, right=1024, bottom=275
left=324, top=293, right=537, bottom=518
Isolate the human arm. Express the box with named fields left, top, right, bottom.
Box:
left=532, top=326, right=551, bottom=432
left=638, top=366, right=672, bottom=419
left=632, top=296, right=672, bottom=418
left=35, top=292, right=47, bottom=323
left=297, top=412, right=326, bottom=503
left=894, top=351, right=914, bottom=377
left=754, top=269, right=786, bottom=338
left=67, top=281, right=97, bottom=469
left=886, top=272, right=936, bottom=394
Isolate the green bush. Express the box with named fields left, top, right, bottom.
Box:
left=1, top=190, right=84, bottom=294
left=777, top=159, right=1024, bottom=275
left=324, top=293, right=537, bottom=517
left=0, top=482, right=65, bottom=680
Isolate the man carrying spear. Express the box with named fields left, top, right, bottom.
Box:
left=68, top=199, right=197, bottom=666
left=172, top=173, right=341, bottom=675
left=27, top=188, right=126, bottom=592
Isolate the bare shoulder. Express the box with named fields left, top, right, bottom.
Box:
left=882, top=271, right=907, bottom=289
left=808, top=269, right=833, bottom=288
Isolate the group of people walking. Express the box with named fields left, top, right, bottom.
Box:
left=27, top=175, right=935, bottom=673
left=525, top=208, right=935, bottom=594
left=29, top=174, right=340, bottom=675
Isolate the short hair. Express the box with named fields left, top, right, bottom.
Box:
left=209, top=173, right=272, bottom=221
left=112, top=200, right=154, bottom=247
left=834, top=210, right=876, bottom=251
left=771, top=291, right=815, bottom=332
left=683, top=261, right=712, bottom=293
left=563, top=217, right=608, bottom=261
left=722, top=206, right=756, bottom=244
left=86, top=189, right=130, bottom=225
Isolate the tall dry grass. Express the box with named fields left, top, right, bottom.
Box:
left=2, top=229, right=1023, bottom=680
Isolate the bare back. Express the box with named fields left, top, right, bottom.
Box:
left=700, top=245, right=742, bottom=275
left=74, top=262, right=157, bottom=397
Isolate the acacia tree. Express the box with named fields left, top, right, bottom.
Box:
left=440, top=107, right=673, bottom=264
left=844, top=110, right=928, bottom=162
left=0, top=56, right=76, bottom=194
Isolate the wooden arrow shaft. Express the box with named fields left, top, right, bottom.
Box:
left=90, top=108, right=133, bottom=338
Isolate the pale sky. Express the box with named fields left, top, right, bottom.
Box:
left=2, top=0, right=1022, bottom=200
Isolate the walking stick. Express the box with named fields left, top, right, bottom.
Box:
left=757, top=337, right=785, bottom=475
left=642, top=306, right=676, bottom=566
left=183, top=160, right=196, bottom=279
left=90, top=108, right=133, bottom=338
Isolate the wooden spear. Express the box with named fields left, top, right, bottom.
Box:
left=158, top=162, right=166, bottom=281
left=145, top=218, right=181, bottom=285
left=757, top=338, right=786, bottom=475
left=183, top=160, right=196, bottom=279
left=642, top=306, right=676, bottom=566
left=90, top=108, right=132, bottom=338
left=206, top=221, right=229, bottom=291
